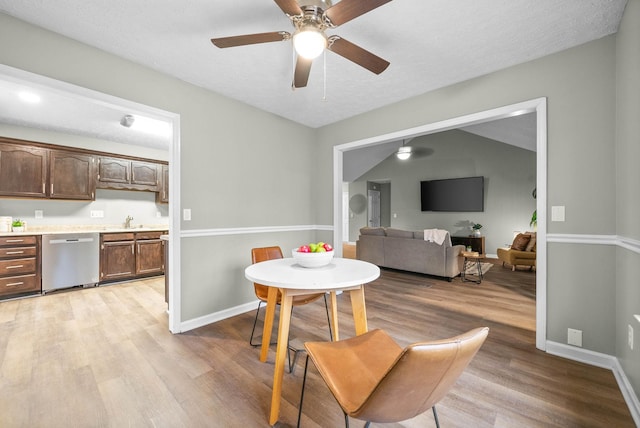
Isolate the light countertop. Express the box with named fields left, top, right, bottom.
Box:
left=0, top=224, right=169, bottom=237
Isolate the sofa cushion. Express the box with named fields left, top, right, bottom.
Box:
left=524, top=232, right=537, bottom=252
left=385, top=228, right=414, bottom=239
left=511, top=233, right=531, bottom=251
left=360, top=227, right=386, bottom=236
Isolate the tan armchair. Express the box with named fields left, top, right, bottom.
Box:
left=297, top=327, right=489, bottom=427
left=497, top=232, right=537, bottom=271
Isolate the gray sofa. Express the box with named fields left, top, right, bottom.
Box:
left=356, top=227, right=465, bottom=281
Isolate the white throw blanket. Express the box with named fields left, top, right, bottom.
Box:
left=424, top=228, right=449, bottom=245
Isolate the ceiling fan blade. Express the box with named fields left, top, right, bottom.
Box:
left=273, top=0, right=303, bottom=17
left=328, top=36, right=389, bottom=75
left=293, top=56, right=312, bottom=88
left=211, top=31, right=290, bottom=48
left=324, top=0, right=392, bottom=26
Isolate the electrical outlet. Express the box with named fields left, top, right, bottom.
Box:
left=629, top=325, right=634, bottom=350
left=568, top=328, right=582, bottom=347
left=34, top=209, right=43, bottom=219
left=90, top=210, right=104, bottom=218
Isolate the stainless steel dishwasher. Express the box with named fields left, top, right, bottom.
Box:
left=42, top=233, right=100, bottom=292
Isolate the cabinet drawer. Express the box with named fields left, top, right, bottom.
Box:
left=135, top=231, right=164, bottom=240
left=0, top=246, right=37, bottom=258
left=0, top=274, right=40, bottom=296
left=102, top=233, right=135, bottom=242
left=0, top=236, right=37, bottom=246
left=0, top=257, right=36, bottom=276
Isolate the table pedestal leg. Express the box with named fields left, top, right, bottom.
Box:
left=269, top=290, right=292, bottom=426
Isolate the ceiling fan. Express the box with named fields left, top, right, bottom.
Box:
left=211, top=0, right=393, bottom=88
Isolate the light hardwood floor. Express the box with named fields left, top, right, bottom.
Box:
left=0, top=263, right=634, bottom=427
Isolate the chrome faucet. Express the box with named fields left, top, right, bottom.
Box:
left=125, top=215, right=133, bottom=229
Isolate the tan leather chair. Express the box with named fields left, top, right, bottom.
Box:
left=297, top=327, right=489, bottom=427
left=250, top=246, right=332, bottom=372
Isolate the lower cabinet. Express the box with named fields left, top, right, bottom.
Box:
left=100, top=231, right=166, bottom=283
left=0, top=235, right=41, bottom=299
left=136, top=235, right=165, bottom=276
left=100, top=233, right=136, bottom=281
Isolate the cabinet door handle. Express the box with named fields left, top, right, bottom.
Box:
left=5, top=281, right=24, bottom=287
left=6, top=265, right=24, bottom=269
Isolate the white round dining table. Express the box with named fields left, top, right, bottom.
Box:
left=244, top=257, right=380, bottom=425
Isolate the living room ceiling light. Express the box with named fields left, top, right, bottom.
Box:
left=396, top=143, right=412, bottom=160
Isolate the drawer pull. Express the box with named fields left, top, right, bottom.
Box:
left=5, top=282, right=24, bottom=287
left=5, top=251, right=25, bottom=255
left=5, top=239, right=24, bottom=243
left=6, top=265, right=24, bottom=269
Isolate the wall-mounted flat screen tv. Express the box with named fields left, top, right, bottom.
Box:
left=420, top=176, right=484, bottom=212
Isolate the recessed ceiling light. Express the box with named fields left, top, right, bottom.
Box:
left=18, top=91, right=41, bottom=103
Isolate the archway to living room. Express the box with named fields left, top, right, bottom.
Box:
left=333, top=98, right=547, bottom=350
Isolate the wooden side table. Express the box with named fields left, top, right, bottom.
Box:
left=461, top=251, right=484, bottom=284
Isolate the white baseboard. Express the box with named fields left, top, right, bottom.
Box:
left=547, top=341, right=640, bottom=426
left=180, top=300, right=257, bottom=333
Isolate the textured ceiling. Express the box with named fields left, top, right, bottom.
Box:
left=0, top=0, right=628, bottom=129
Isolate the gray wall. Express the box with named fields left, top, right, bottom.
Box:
left=317, top=35, right=617, bottom=356
left=349, top=130, right=536, bottom=253
left=615, top=0, right=640, bottom=394
left=0, top=14, right=316, bottom=321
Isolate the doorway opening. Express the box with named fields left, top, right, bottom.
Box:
left=333, top=98, right=547, bottom=350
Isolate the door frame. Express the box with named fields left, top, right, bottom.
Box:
left=0, top=64, right=182, bottom=334
left=333, top=98, right=547, bottom=350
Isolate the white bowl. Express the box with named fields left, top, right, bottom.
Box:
left=292, top=249, right=334, bottom=268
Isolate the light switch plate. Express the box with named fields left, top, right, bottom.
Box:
left=183, top=208, right=191, bottom=221
left=552, top=206, right=565, bottom=222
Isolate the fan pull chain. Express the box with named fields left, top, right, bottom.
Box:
left=322, top=49, right=327, bottom=101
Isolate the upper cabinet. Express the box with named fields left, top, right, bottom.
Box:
left=0, top=142, right=48, bottom=198
left=0, top=137, right=167, bottom=201
left=49, top=150, right=96, bottom=200
left=97, top=157, right=160, bottom=192
left=156, top=164, right=169, bottom=204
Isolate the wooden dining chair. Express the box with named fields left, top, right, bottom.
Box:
left=250, top=246, right=333, bottom=373
left=297, top=327, right=489, bottom=427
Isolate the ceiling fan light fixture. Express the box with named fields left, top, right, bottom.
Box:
left=293, top=27, right=327, bottom=59
left=396, top=145, right=412, bottom=160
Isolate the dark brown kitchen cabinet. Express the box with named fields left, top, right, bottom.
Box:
left=100, top=231, right=166, bottom=283
left=136, top=234, right=165, bottom=276
left=100, top=233, right=136, bottom=281
left=49, top=150, right=96, bottom=200
left=97, top=156, right=160, bottom=192
left=0, top=235, right=41, bottom=299
left=156, top=164, right=169, bottom=203
left=0, top=142, right=48, bottom=198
